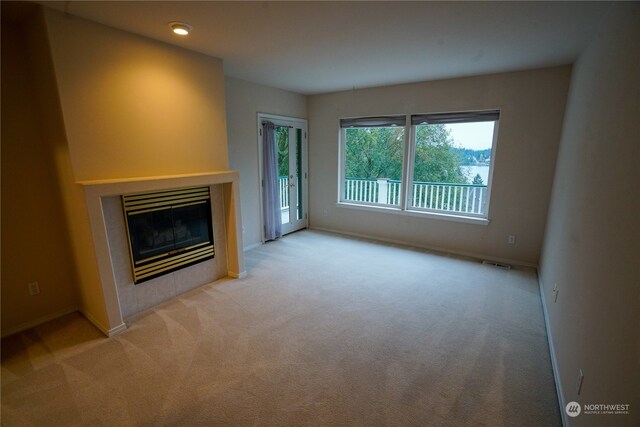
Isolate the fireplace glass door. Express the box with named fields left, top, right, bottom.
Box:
left=127, top=203, right=212, bottom=263
left=123, top=187, right=215, bottom=283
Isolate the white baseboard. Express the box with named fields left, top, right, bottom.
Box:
left=107, top=323, right=128, bottom=336
left=1, top=306, right=79, bottom=338
left=538, top=275, right=568, bottom=427
left=79, top=309, right=127, bottom=337
left=309, top=226, right=538, bottom=269
left=228, top=271, right=247, bottom=279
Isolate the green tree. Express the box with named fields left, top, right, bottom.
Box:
left=472, top=173, right=484, bottom=185
left=344, top=127, right=404, bottom=180
left=344, top=124, right=468, bottom=184
left=276, top=126, right=289, bottom=177
left=413, top=124, right=467, bottom=183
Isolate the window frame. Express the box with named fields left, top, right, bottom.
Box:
left=338, top=116, right=408, bottom=209
left=337, top=110, right=500, bottom=223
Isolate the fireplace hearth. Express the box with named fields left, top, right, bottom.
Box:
left=123, top=186, right=215, bottom=284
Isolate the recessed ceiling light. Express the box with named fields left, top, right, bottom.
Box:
left=169, top=22, right=192, bottom=36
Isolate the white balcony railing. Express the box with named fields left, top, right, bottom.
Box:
left=343, top=178, right=487, bottom=215
left=278, top=177, right=487, bottom=216
left=279, top=176, right=289, bottom=209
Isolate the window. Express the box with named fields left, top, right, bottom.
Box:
left=339, top=110, right=499, bottom=220
left=340, top=116, right=406, bottom=206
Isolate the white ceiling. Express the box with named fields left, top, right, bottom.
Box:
left=40, top=1, right=612, bottom=95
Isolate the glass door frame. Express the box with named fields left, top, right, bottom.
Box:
left=257, top=113, right=308, bottom=242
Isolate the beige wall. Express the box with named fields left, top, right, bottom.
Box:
left=29, top=8, right=112, bottom=332
left=308, top=67, right=570, bottom=265
left=2, top=6, right=233, bottom=335
left=43, top=9, right=229, bottom=182
left=225, top=77, right=307, bottom=248
left=539, top=4, right=640, bottom=426
left=39, top=9, right=231, bottom=331
left=1, top=15, right=79, bottom=335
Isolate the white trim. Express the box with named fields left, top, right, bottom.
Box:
left=1, top=306, right=79, bottom=338
left=228, top=271, right=247, bottom=279
left=336, top=201, right=490, bottom=225
left=402, top=118, right=415, bottom=211
left=256, top=113, right=307, bottom=124
left=0, top=306, right=129, bottom=339
left=257, top=113, right=309, bottom=242
left=310, top=226, right=537, bottom=268
left=337, top=127, right=346, bottom=205
left=538, top=275, right=568, bottom=426
left=80, top=308, right=127, bottom=337
left=107, top=323, right=128, bottom=336
left=337, top=112, right=500, bottom=220
left=481, top=119, right=500, bottom=219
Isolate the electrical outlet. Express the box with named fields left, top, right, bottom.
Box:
left=322, top=209, right=328, bottom=217
left=28, top=282, right=40, bottom=296
left=553, top=283, right=559, bottom=303
left=576, top=368, right=584, bottom=395
left=507, top=235, right=516, bottom=245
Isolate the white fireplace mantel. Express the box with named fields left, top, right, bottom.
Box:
left=79, top=171, right=245, bottom=336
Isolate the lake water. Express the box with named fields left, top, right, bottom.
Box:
left=461, top=165, right=490, bottom=184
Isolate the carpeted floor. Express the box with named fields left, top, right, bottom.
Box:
left=1, top=230, right=561, bottom=426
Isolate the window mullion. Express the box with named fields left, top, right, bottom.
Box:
left=338, top=128, right=346, bottom=203
left=399, top=115, right=412, bottom=212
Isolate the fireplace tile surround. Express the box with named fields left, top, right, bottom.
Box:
left=79, top=171, right=245, bottom=336
left=103, top=189, right=227, bottom=318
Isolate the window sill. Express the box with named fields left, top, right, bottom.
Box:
left=336, top=201, right=490, bottom=225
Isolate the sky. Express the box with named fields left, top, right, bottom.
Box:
left=445, top=122, right=495, bottom=150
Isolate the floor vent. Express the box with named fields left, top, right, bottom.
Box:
left=482, top=260, right=512, bottom=270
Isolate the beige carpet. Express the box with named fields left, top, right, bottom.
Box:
left=1, top=230, right=560, bottom=426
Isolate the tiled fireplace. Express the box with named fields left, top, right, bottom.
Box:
left=79, top=171, right=245, bottom=335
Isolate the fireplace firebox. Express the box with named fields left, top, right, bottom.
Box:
left=122, top=187, right=215, bottom=284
